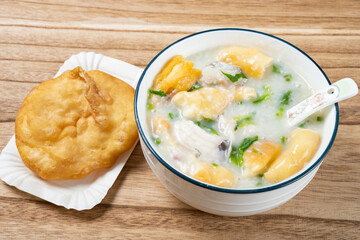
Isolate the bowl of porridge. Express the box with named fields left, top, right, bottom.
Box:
left=134, top=28, right=339, bottom=216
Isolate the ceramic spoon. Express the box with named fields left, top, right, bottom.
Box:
left=287, top=78, right=358, bottom=127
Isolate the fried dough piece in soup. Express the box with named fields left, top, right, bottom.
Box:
left=243, top=141, right=282, bottom=177
left=193, top=162, right=235, bottom=188
left=217, top=47, right=273, bottom=79
left=265, top=128, right=321, bottom=182
left=153, top=55, right=201, bottom=94
left=173, top=87, right=230, bottom=120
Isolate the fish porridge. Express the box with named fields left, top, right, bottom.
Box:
left=146, top=46, right=324, bottom=189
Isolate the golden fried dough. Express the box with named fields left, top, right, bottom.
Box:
left=193, top=162, right=235, bottom=188
left=153, top=55, right=201, bottom=94
left=217, top=47, right=273, bottom=79
left=172, top=87, right=230, bottom=120
left=15, top=67, right=138, bottom=180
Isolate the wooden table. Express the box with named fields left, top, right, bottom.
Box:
left=1, top=1, right=359, bottom=239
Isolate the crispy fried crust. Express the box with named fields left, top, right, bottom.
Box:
left=15, top=67, right=138, bottom=180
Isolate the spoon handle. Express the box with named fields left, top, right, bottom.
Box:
left=287, top=78, right=358, bottom=127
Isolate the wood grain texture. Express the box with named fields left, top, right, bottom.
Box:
left=0, top=0, right=359, bottom=239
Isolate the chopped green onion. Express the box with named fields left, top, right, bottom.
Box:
left=238, top=101, right=243, bottom=105
left=188, top=83, right=203, bottom=92
left=233, top=115, right=254, bottom=131
left=284, top=74, right=292, bottom=82
left=317, top=116, right=323, bottom=122
left=264, top=84, right=271, bottom=94
left=206, top=127, right=219, bottom=135
left=221, top=71, right=247, bottom=83
left=272, top=65, right=281, bottom=74
left=252, top=148, right=261, bottom=154
left=298, top=120, right=309, bottom=128
left=280, top=90, right=292, bottom=105
left=257, top=174, right=264, bottom=178
left=252, top=94, right=270, bottom=104
left=238, top=73, right=247, bottom=79
left=212, top=163, right=218, bottom=167
left=256, top=182, right=263, bottom=187
left=281, top=136, right=287, bottom=144
left=147, top=102, right=154, bottom=111
left=204, top=118, right=215, bottom=123
left=195, top=121, right=219, bottom=136
left=168, top=112, right=179, bottom=120
left=152, top=137, right=161, bottom=145
left=239, top=136, right=258, bottom=154
left=230, top=136, right=258, bottom=167
left=230, top=149, right=239, bottom=166
left=149, top=88, right=167, bottom=97
left=203, top=126, right=219, bottom=135
left=276, top=107, right=285, bottom=118
left=253, top=85, right=272, bottom=104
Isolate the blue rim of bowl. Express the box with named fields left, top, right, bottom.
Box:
left=134, top=28, right=339, bottom=193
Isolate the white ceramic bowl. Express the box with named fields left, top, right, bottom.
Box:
left=134, top=28, right=339, bottom=216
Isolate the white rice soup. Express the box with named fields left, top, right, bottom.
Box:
left=146, top=46, right=324, bottom=189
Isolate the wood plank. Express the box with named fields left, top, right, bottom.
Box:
left=0, top=81, right=38, bottom=122
left=11, top=0, right=360, bottom=18
left=2, top=19, right=360, bottom=37
left=0, top=123, right=14, bottom=148
left=1, top=0, right=359, bottom=30
left=0, top=26, right=183, bottom=52
left=2, top=26, right=360, bottom=53
left=1, top=34, right=360, bottom=63
left=0, top=199, right=358, bottom=240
